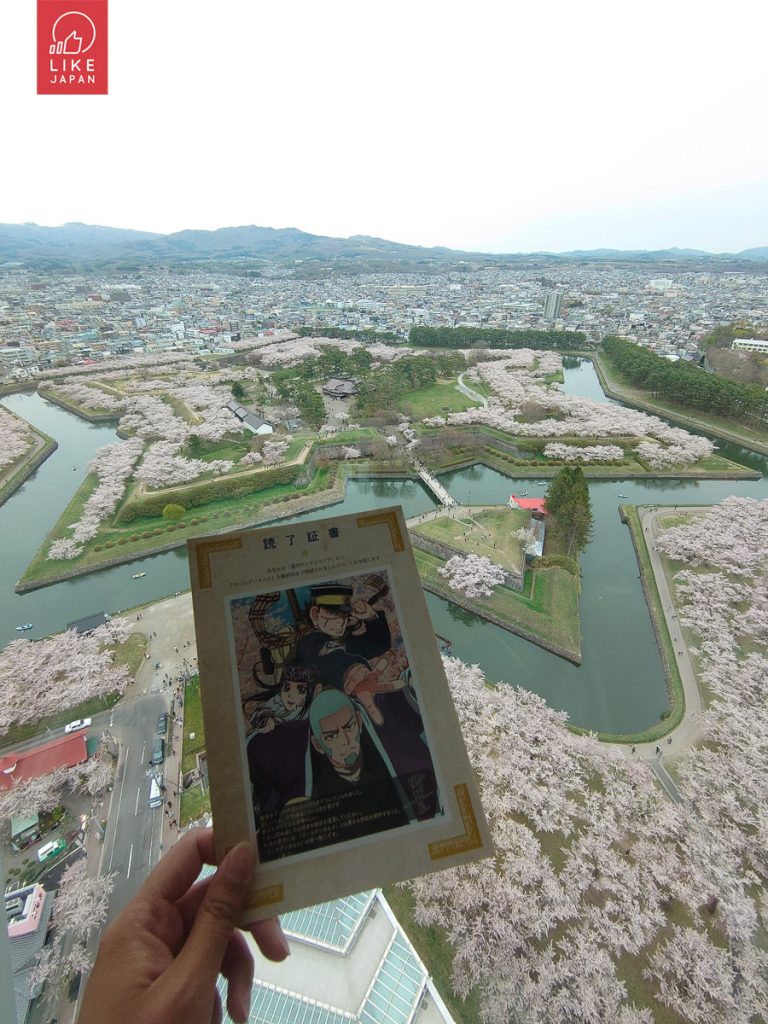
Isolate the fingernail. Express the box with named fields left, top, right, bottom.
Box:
left=233, top=991, right=252, bottom=1023
left=225, top=841, right=255, bottom=884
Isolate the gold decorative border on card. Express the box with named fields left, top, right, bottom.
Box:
left=195, top=537, right=243, bottom=589
left=428, top=783, right=483, bottom=861
left=356, top=510, right=404, bottom=552
left=249, top=883, right=284, bottom=908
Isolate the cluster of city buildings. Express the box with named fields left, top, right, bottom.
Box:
left=1, top=261, right=767, bottom=382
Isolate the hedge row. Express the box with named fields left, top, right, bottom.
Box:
left=117, top=464, right=301, bottom=523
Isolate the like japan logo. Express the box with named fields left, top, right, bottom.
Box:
left=37, top=1, right=108, bottom=95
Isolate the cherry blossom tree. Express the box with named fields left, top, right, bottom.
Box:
left=47, top=438, right=145, bottom=560
left=262, top=439, right=289, bottom=466
left=29, top=860, right=116, bottom=1001
left=438, top=554, right=506, bottom=598
left=0, top=768, right=71, bottom=820
left=406, top=655, right=768, bottom=1024
left=0, top=756, right=113, bottom=822
left=0, top=618, right=132, bottom=735
left=239, top=451, right=263, bottom=466
left=543, top=443, right=625, bottom=463
left=439, top=355, right=715, bottom=464
left=45, top=380, right=126, bottom=413
left=341, top=446, right=362, bottom=459
left=0, top=406, right=36, bottom=471
left=67, top=755, right=114, bottom=797
left=250, top=334, right=412, bottom=368
left=515, top=525, right=539, bottom=555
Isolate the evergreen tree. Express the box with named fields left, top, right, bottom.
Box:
left=546, top=466, right=592, bottom=555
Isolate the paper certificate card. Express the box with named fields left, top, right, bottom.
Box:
left=188, top=505, right=492, bottom=922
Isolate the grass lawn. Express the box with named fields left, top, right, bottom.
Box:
left=163, top=394, right=203, bottom=426
left=412, top=506, right=529, bottom=575
left=181, top=675, right=206, bottom=775
left=0, top=633, right=146, bottom=747
left=174, top=434, right=311, bottom=476
left=413, top=547, right=580, bottom=659
left=180, top=675, right=211, bottom=826
left=326, top=427, right=379, bottom=443
left=18, top=460, right=337, bottom=587
left=180, top=787, right=211, bottom=827
left=112, top=631, right=149, bottom=677
left=184, top=436, right=252, bottom=463
left=396, top=380, right=481, bottom=419
left=596, top=353, right=768, bottom=453
left=467, top=378, right=492, bottom=398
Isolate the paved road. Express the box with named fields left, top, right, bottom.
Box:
left=617, top=504, right=709, bottom=771
left=101, top=593, right=198, bottom=920
left=456, top=372, right=488, bottom=408
left=100, top=691, right=168, bottom=919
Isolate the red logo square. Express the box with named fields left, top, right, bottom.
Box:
left=37, top=0, right=108, bottom=95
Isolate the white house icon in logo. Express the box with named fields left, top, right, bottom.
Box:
left=48, top=11, right=97, bottom=55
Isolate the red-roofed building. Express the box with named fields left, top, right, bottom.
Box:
left=508, top=495, right=548, bottom=516
left=0, top=733, right=88, bottom=790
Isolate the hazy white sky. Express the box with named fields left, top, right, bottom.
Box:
left=5, top=0, right=767, bottom=252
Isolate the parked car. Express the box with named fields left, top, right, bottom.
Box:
left=156, top=713, right=168, bottom=735
left=151, top=737, right=165, bottom=766
left=64, top=718, right=92, bottom=734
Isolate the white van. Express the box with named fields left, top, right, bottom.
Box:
left=148, top=778, right=162, bottom=808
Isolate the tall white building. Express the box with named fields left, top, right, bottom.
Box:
left=543, top=290, right=563, bottom=322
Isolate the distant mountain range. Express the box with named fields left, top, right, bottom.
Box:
left=1, top=222, right=766, bottom=271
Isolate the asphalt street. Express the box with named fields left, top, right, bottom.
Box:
left=100, top=688, right=170, bottom=920
left=99, top=593, right=198, bottom=922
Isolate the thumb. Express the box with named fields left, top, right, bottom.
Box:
left=174, top=840, right=255, bottom=990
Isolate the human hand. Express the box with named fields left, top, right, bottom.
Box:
left=349, top=597, right=375, bottom=621
left=343, top=653, right=408, bottom=725
left=78, top=828, right=288, bottom=1024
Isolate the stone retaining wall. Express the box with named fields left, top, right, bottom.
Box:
left=0, top=435, right=58, bottom=508
left=37, top=388, right=117, bottom=422
left=16, top=469, right=356, bottom=593
left=420, top=574, right=581, bottom=665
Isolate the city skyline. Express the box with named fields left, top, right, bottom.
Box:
left=4, top=0, right=767, bottom=253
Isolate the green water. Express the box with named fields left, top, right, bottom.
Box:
left=2, top=367, right=767, bottom=734
left=0, top=393, right=435, bottom=646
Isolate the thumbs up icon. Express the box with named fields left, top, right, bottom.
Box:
left=62, top=30, right=83, bottom=53
left=49, top=29, right=85, bottom=55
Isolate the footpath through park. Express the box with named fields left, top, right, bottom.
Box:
left=617, top=505, right=710, bottom=786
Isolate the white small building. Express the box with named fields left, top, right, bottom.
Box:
left=225, top=401, right=273, bottom=435
left=732, top=338, right=768, bottom=354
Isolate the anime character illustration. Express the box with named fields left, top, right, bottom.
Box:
left=246, top=660, right=313, bottom=734
left=228, top=570, right=442, bottom=862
